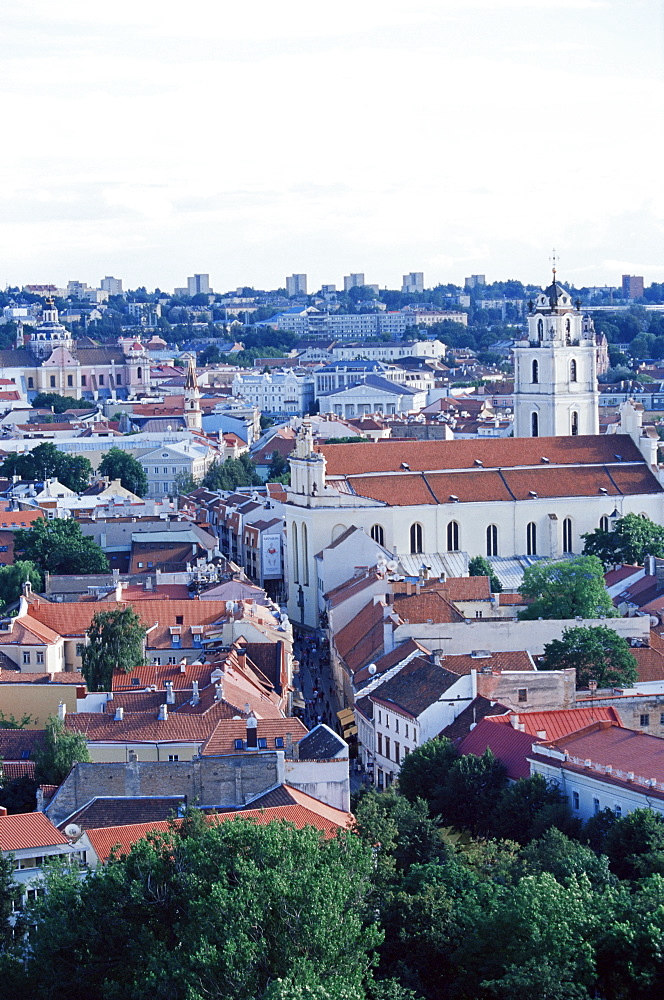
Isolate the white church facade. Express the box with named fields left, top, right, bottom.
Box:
left=277, top=272, right=664, bottom=628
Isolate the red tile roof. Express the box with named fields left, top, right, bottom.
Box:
left=201, top=717, right=308, bottom=755
left=438, top=650, right=533, bottom=674
left=392, top=590, right=465, bottom=624
left=335, top=599, right=389, bottom=673
left=65, top=709, right=232, bottom=744
left=0, top=812, right=69, bottom=851
left=486, top=706, right=623, bottom=741
left=457, top=719, right=534, bottom=779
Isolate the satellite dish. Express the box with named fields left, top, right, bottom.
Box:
left=64, top=823, right=82, bottom=839
left=386, top=560, right=398, bottom=571
left=368, top=663, right=377, bottom=676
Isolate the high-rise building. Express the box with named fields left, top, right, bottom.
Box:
left=402, top=272, right=424, bottom=294
left=622, top=274, right=644, bottom=300
left=187, top=274, right=211, bottom=296
left=286, top=274, right=308, bottom=297
left=513, top=269, right=598, bottom=439
left=343, top=273, right=365, bottom=292
left=465, top=274, right=486, bottom=289
left=101, top=276, right=123, bottom=295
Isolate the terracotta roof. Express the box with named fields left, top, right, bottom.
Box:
left=605, top=565, right=644, bottom=587
left=64, top=710, right=232, bottom=744
left=112, top=662, right=212, bottom=691
left=440, top=576, right=492, bottom=601
left=1, top=761, right=36, bottom=781
left=62, top=796, right=185, bottom=830
left=439, top=650, right=533, bottom=674
left=201, top=717, right=308, bottom=755
left=370, top=656, right=461, bottom=718
left=0, top=730, right=44, bottom=761
left=353, top=637, right=429, bottom=686
left=392, top=590, right=465, bottom=624
left=0, top=811, right=69, bottom=851
left=0, top=511, right=43, bottom=528
left=325, top=569, right=382, bottom=608
left=319, top=434, right=647, bottom=477
left=8, top=615, right=62, bottom=646
left=0, top=671, right=84, bottom=685
left=457, top=718, right=534, bottom=779
left=335, top=599, right=389, bottom=673
left=486, top=706, right=623, bottom=740
left=85, top=787, right=352, bottom=861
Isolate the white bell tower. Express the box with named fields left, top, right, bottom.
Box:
left=513, top=267, right=599, bottom=439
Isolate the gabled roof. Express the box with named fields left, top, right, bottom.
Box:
left=0, top=812, right=69, bottom=851
left=297, top=724, right=347, bottom=760
left=440, top=696, right=510, bottom=742
left=487, top=706, right=623, bottom=741
left=457, top=718, right=535, bottom=780
left=335, top=599, right=389, bottom=673
left=201, top=717, right=308, bottom=756
left=370, top=656, right=461, bottom=718
left=392, top=590, right=465, bottom=624
left=60, top=796, right=186, bottom=831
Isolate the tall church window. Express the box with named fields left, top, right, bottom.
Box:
left=531, top=412, right=539, bottom=437
left=570, top=359, right=577, bottom=382
left=571, top=411, right=579, bottom=436
left=532, top=360, right=539, bottom=384
left=302, top=524, right=309, bottom=586
left=526, top=522, right=537, bottom=556
left=137, top=367, right=142, bottom=380
left=410, top=523, right=423, bottom=554
left=370, top=524, right=385, bottom=547
left=447, top=521, right=460, bottom=552
left=565, top=318, right=572, bottom=344
left=599, top=515, right=609, bottom=533
left=291, top=523, right=299, bottom=584
left=537, top=319, right=544, bottom=340
left=562, top=518, right=573, bottom=553
left=486, top=524, right=498, bottom=557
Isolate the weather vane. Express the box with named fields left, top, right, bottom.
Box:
left=549, top=248, right=559, bottom=279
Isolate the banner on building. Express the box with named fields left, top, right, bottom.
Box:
left=262, top=533, right=282, bottom=578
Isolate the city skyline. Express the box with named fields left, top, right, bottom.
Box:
left=1, top=0, right=662, bottom=290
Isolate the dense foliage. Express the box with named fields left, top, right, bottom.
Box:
left=32, top=715, right=91, bottom=785
left=203, top=454, right=263, bottom=491
left=81, top=606, right=146, bottom=691
left=583, top=513, right=664, bottom=568
left=467, top=555, right=502, bottom=593
left=13, top=518, right=109, bottom=575
left=518, top=555, right=617, bottom=620
left=0, top=442, right=93, bottom=493
left=540, top=626, right=638, bottom=689
left=98, top=447, right=149, bottom=497
left=31, top=392, right=91, bottom=413
left=0, top=560, right=42, bottom=610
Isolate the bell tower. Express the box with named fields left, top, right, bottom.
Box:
left=513, top=267, right=599, bottom=438
left=184, top=356, right=202, bottom=431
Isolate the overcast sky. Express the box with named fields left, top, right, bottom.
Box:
left=2, top=0, right=662, bottom=292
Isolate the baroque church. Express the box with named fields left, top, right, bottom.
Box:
left=0, top=300, right=151, bottom=400
left=279, top=271, right=664, bottom=627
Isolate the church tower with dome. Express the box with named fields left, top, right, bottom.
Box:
left=513, top=268, right=599, bottom=438
left=22, top=298, right=74, bottom=360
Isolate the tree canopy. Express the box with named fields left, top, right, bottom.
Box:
left=31, top=392, right=91, bottom=413
left=81, top=606, right=146, bottom=691
left=203, top=454, right=262, bottom=491
left=32, top=715, right=91, bottom=785
left=518, top=555, right=617, bottom=620
left=98, top=447, right=148, bottom=497
left=0, top=560, right=42, bottom=611
left=13, top=519, right=109, bottom=576
left=468, top=555, right=503, bottom=593
left=0, top=442, right=92, bottom=493
left=583, top=513, right=664, bottom=568
left=540, top=625, right=638, bottom=689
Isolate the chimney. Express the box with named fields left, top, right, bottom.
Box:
left=158, top=704, right=168, bottom=721
left=191, top=680, right=200, bottom=705
left=128, top=749, right=138, bottom=763
left=114, top=706, right=124, bottom=721
left=115, top=581, right=123, bottom=602
left=57, top=702, right=66, bottom=722
left=179, top=658, right=187, bottom=673
left=214, top=681, right=223, bottom=702
left=0, top=806, right=7, bottom=817
left=22, top=579, right=32, bottom=598
left=165, top=681, right=175, bottom=705
left=246, top=714, right=258, bottom=749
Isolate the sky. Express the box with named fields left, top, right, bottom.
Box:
left=1, top=0, right=663, bottom=292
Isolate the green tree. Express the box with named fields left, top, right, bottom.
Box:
left=397, top=737, right=459, bottom=818
left=31, top=392, right=91, bottom=413
left=540, top=625, right=638, bottom=688
left=493, top=775, right=576, bottom=845
left=443, top=750, right=507, bottom=837
left=0, top=442, right=92, bottom=493
left=81, top=607, right=146, bottom=692
left=172, top=470, right=199, bottom=494
left=468, top=555, right=503, bottom=593
left=583, top=513, right=664, bottom=568
left=203, top=454, right=262, bottom=491
left=98, top=447, right=148, bottom=497
left=267, top=450, right=291, bottom=485
left=518, top=555, right=617, bottom=620
left=13, top=519, right=109, bottom=576
left=604, top=808, right=664, bottom=880
left=19, top=818, right=381, bottom=1000
left=0, top=561, right=42, bottom=611
left=32, top=715, right=91, bottom=785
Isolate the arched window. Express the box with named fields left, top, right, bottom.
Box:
left=137, top=367, right=142, bottom=380
left=447, top=520, right=460, bottom=552
left=531, top=412, right=539, bottom=437
left=370, top=524, right=385, bottom=547
left=562, top=517, right=573, bottom=553
left=302, top=523, right=309, bottom=586
left=537, top=318, right=544, bottom=340
left=527, top=522, right=537, bottom=556
left=486, top=524, right=498, bottom=557
left=565, top=318, right=571, bottom=344
left=570, top=359, right=577, bottom=382
left=532, top=359, right=539, bottom=384
left=410, top=523, right=423, bottom=554
left=571, top=411, right=579, bottom=436
left=291, top=522, right=299, bottom=584
left=599, top=515, right=609, bottom=533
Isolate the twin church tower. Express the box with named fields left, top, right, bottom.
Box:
left=513, top=270, right=599, bottom=438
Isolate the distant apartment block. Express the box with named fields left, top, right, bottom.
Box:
left=101, top=276, right=123, bottom=295
left=402, top=272, right=424, bottom=294
left=343, top=273, right=365, bottom=292
left=465, top=274, right=486, bottom=289
left=622, top=274, right=644, bottom=299
left=187, top=274, right=211, bottom=296
left=321, top=284, right=337, bottom=296
left=286, top=274, right=307, bottom=297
